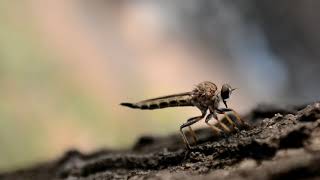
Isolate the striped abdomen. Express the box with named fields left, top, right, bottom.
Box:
left=120, top=92, right=193, bottom=110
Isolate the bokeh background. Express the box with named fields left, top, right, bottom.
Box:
left=1, top=0, right=320, bottom=171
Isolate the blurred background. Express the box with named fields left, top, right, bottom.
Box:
left=1, top=0, right=320, bottom=171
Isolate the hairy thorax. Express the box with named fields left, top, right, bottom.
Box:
left=191, top=81, right=219, bottom=110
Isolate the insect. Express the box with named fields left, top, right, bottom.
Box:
left=121, top=81, right=243, bottom=149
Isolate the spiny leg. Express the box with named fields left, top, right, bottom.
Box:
left=230, top=109, right=243, bottom=124
left=205, top=113, right=223, bottom=135
left=180, top=113, right=205, bottom=149
left=180, top=118, right=201, bottom=149
left=217, top=108, right=243, bottom=126
left=188, top=126, right=197, bottom=144
left=212, top=113, right=231, bottom=133
left=217, top=111, right=237, bottom=130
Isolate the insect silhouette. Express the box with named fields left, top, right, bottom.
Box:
left=121, top=81, right=243, bottom=149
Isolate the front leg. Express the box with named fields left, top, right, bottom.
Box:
left=208, top=107, right=231, bottom=133
left=205, top=113, right=223, bottom=135
left=216, top=108, right=243, bottom=126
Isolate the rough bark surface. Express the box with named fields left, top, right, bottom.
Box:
left=1, top=102, right=320, bottom=180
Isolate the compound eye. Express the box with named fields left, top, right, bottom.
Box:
left=221, top=84, right=231, bottom=100
left=221, top=89, right=230, bottom=100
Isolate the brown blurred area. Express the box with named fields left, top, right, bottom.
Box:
left=1, top=0, right=320, bottom=171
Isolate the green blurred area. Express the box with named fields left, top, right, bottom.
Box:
left=0, top=1, right=185, bottom=171
left=0, top=1, right=109, bottom=170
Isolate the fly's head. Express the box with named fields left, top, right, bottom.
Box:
left=220, top=83, right=237, bottom=108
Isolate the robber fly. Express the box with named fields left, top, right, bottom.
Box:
left=121, top=81, right=243, bottom=149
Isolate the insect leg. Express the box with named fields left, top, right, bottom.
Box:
left=180, top=114, right=205, bottom=149
left=217, top=108, right=243, bottom=126
left=205, top=113, right=223, bottom=135
left=212, top=113, right=231, bottom=133
left=188, top=126, right=197, bottom=144
left=217, top=111, right=237, bottom=129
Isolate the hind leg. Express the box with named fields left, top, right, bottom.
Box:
left=180, top=113, right=205, bottom=149
left=188, top=126, right=197, bottom=144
